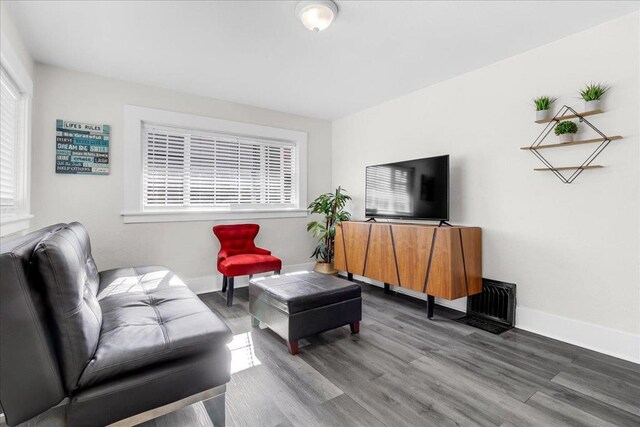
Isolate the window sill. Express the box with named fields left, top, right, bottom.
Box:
left=0, top=214, right=33, bottom=237
left=122, top=209, right=308, bottom=224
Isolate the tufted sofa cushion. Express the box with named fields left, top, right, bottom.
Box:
left=76, top=266, right=233, bottom=388
left=34, top=222, right=102, bottom=392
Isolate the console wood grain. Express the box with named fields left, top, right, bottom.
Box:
left=335, top=222, right=482, bottom=301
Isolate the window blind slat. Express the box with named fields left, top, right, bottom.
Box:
left=142, top=124, right=296, bottom=208
left=0, top=66, right=20, bottom=213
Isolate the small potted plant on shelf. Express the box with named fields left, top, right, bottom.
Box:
left=533, top=96, right=557, bottom=121
left=307, top=186, right=351, bottom=275
left=580, top=82, right=609, bottom=111
left=554, top=120, right=578, bottom=143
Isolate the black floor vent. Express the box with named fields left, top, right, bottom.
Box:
left=456, top=279, right=516, bottom=334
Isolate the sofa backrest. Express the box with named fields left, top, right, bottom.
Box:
left=0, top=224, right=67, bottom=426
left=34, top=222, right=102, bottom=393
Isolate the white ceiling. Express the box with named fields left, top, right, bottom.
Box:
left=6, top=1, right=639, bottom=120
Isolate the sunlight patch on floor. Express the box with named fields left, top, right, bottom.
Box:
left=227, top=332, right=261, bottom=374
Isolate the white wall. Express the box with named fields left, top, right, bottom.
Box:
left=0, top=1, right=34, bottom=79
left=31, top=64, right=331, bottom=290
left=332, top=13, right=640, bottom=362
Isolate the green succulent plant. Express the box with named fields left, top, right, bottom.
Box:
left=533, top=96, right=557, bottom=111
left=307, top=186, right=351, bottom=263
left=579, top=83, right=609, bottom=101
left=554, top=120, right=578, bottom=136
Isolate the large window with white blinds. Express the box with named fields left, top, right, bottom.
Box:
left=1, top=67, right=20, bottom=216
left=123, top=105, right=307, bottom=222
left=142, top=125, right=296, bottom=209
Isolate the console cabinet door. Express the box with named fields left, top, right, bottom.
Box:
left=391, top=225, right=434, bottom=293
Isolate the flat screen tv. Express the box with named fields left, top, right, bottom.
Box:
left=365, top=155, right=449, bottom=221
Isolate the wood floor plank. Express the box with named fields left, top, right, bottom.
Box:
left=454, top=331, right=567, bottom=380
left=250, top=327, right=344, bottom=405
left=408, top=355, right=584, bottom=426
left=299, top=341, right=447, bottom=426
left=315, top=393, right=387, bottom=427
left=534, top=384, right=640, bottom=427
left=526, top=392, right=619, bottom=427
left=572, top=352, right=640, bottom=383
left=429, top=344, right=545, bottom=402
left=552, top=369, right=640, bottom=417
left=500, top=328, right=580, bottom=364
left=232, top=352, right=331, bottom=427
left=224, top=365, right=294, bottom=427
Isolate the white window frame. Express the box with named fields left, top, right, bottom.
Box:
left=123, top=105, right=308, bottom=223
left=0, top=31, right=33, bottom=237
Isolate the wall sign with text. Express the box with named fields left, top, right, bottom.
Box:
left=56, top=119, right=110, bottom=175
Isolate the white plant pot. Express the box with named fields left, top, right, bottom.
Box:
left=585, top=99, right=601, bottom=111
left=558, top=134, right=574, bottom=143
left=536, top=109, right=552, bottom=121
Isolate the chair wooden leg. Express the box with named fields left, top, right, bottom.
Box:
left=221, top=275, right=227, bottom=293
left=287, top=340, right=299, bottom=355
left=275, top=270, right=281, bottom=275
left=226, top=277, right=234, bottom=307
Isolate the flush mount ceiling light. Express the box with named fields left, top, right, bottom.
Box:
left=295, top=1, right=338, bottom=32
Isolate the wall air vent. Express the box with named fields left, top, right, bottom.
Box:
left=456, top=278, right=516, bottom=334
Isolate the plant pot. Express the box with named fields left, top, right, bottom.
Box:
left=558, top=133, right=574, bottom=143
left=314, top=262, right=338, bottom=275
left=536, top=109, right=552, bottom=121
left=585, top=99, right=601, bottom=111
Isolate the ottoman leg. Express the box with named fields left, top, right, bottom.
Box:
left=287, top=340, right=299, bottom=355
left=251, top=316, right=260, bottom=328
left=350, top=321, right=360, bottom=334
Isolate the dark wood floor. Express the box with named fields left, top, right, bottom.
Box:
left=174, top=280, right=640, bottom=427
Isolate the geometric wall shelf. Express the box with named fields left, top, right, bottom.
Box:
left=524, top=105, right=620, bottom=184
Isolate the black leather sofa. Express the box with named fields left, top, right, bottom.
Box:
left=0, top=223, right=232, bottom=426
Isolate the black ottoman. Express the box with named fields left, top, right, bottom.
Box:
left=249, top=272, right=362, bottom=354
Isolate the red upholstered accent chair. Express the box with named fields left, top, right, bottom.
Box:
left=213, top=224, right=282, bottom=306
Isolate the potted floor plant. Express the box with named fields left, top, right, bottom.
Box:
left=580, top=82, right=609, bottom=111
left=554, top=120, right=578, bottom=143
left=307, top=186, right=351, bottom=275
left=533, top=96, right=556, bottom=121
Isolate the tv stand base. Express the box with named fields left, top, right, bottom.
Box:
left=382, top=282, right=433, bottom=318
left=427, top=295, right=435, bottom=319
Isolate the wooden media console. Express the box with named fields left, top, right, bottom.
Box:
left=334, top=221, right=482, bottom=318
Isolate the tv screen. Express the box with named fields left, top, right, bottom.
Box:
left=365, top=155, right=449, bottom=220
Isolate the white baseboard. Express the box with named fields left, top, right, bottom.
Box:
left=185, top=262, right=316, bottom=294
left=348, top=275, right=640, bottom=364
left=516, top=306, right=640, bottom=364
